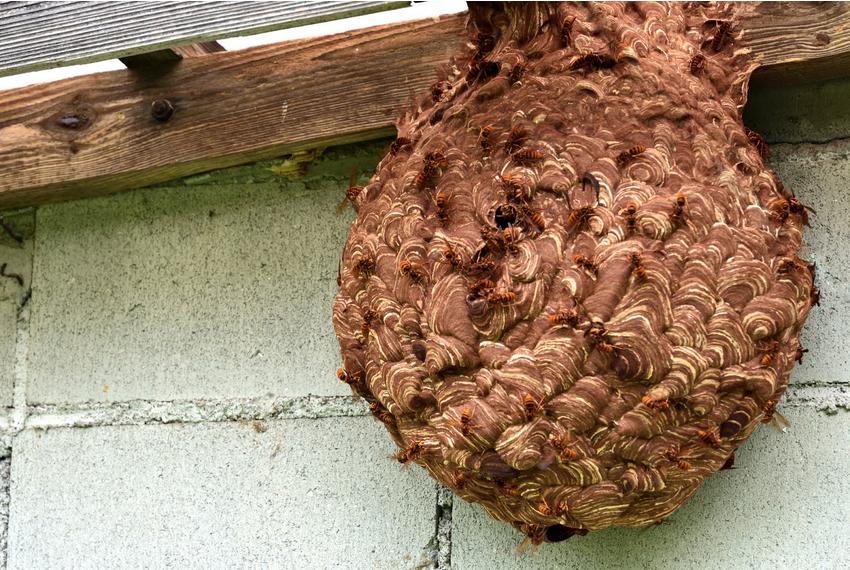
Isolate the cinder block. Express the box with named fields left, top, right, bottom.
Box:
left=451, top=403, right=850, bottom=569
left=744, top=77, right=850, bottom=144
left=8, top=417, right=437, bottom=569
left=0, top=301, right=16, bottom=407
left=771, top=143, right=848, bottom=385
left=28, top=180, right=360, bottom=404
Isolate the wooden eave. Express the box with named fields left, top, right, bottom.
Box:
left=1, top=3, right=850, bottom=211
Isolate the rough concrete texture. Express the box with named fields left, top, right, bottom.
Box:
left=0, top=302, right=17, bottom=408
left=452, top=403, right=850, bottom=569
left=25, top=394, right=369, bottom=429
left=8, top=417, right=438, bottom=570
left=27, top=145, right=385, bottom=404
left=744, top=77, right=850, bottom=143
left=768, top=141, right=848, bottom=386
left=0, top=209, right=34, bottom=408
left=0, top=457, right=8, bottom=570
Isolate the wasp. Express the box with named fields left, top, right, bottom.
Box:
left=642, top=394, right=669, bottom=412
left=565, top=206, right=595, bottom=234
left=361, top=308, right=378, bottom=338
left=480, top=224, right=506, bottom=253
left=389, top=137, right=412, bottom=156
left=487, top=287, right=516, bottom=307
left=464, top=59, right=500, bottom=83
left=620, top=202, right=639, bottom=234
left=336, top=367, right=362, bottom=385
left=572, top=254, right=599, bottom=276
left=669, top=191, right=688, bottom=223
left=520, top=205, right=545, bottom=233
left=538, top=497, right=568, bottom=517
left=369, top=402, right=396, bottom=425
left=711, top=21, right=732, bottom=51
left=522, top=393, right=545, bottom=419
left=517, top=524, right=546, bottom=555
left=508, top=60, right=527, bottom=84
left=430, top=80, right=452, bottom=102
left=468, top=278, right=495, bottom=300
left=560, top=16, right=576, bottom=46
left=661, top=444, right=691, bottom=471
left=511, top=149, right=544, bottom=165
left=479, top=125, right=496, bottom=156
left=398, top=259, right=427, bottom=284
left=570, top=52, right=612, bottom=71
left=772, top=199, right=791, bottom=226
left=586, top=322, right=615, bottom=354
left=689, top=54, right=706, bottom=74
left=351, top=255, right=375, bottom=279
left=795, top=347, right=809, bottom=364
left=447, top=406, right=475, bottom=436
left=424, top=148, right=448, bottom=170
left=697, top=422, right=722, bottom=448
left=414, top=163, right=438, bottom=190
left=392, top=450, right=410, bottom=468
left=811, top=285, right=821, bottom=306
left=503, top=224, right=521, bottom=255
left=788, top=196, right=815, bottom=227
left=549, top=302, right=580, bottom=328
left=494, top=477, right=520, bottom=497
left=441, top=243, right=466, bottom=272
left=746, top=127, right=770, bottom=159
left=452, top=470, right=468, bottom=490
left=501, top=174, right=524, bottom=201
left=628, top=251, right=648, bottom=281
left=504, top=127, right=527, bottom=155
left=465, top=258, right=498, bottom=276
left=616, top=145, right=646, bottom=167
left=432, top=190, right=452, bottom=226
left=550, top=433, right=578, bottom=460
left=470, top=29, right=496, bottom=57
left=761, top=399, right=791, bottom=431
left=756, top=340, right=780, bottom=367
left=777, top=257, right=808, bottom=274
left=336, top=170, right=364, bottom=213
left=406, top=440, right=424, bottom=461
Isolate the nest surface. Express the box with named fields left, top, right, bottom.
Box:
left=332, top=1, right=815, bottom=545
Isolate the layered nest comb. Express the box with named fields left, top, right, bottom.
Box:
left=332, top=1, right=817, bottom=548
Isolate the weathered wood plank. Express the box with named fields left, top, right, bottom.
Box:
left=2, top=3, right=850, bottom=211
left=0, top=0, right=408, bottom=77
left=0, top=13, right=466, bottom=209
left=739, top=2, right=850, bottom=86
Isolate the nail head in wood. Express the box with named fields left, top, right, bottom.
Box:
left=151, top=99, right=174, bottom=122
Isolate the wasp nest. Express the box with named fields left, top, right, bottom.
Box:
left=332, top=1, right=816, bottom=547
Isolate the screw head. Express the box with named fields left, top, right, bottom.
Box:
left=151, top=99, right=174, bottom=122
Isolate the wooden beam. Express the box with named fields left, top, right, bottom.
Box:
left=739, top=2, right=850, bottom=87
left=0, top=13, right=466, bottom=210
left=2, top=3, right=850, bottom=211
left=0, top=1, right=409, bottom=77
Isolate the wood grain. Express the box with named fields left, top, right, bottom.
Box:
left=0, top=1, right=408, bottom=76
left=2, top=3, right=850, bottom=210
left=739, top=1, right=850, bottom=86
left=0, top=13, right=466, bottom=209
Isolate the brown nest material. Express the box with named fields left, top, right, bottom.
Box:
left=332, top=0, right=816, bottom=549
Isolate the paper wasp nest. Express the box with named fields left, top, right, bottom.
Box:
left=332, top=1, right=816, bottom=547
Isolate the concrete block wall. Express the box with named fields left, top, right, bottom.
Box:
left=1, top=78, right=848, bottom=568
